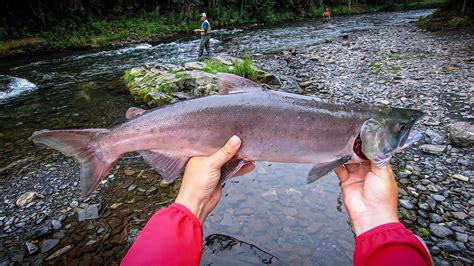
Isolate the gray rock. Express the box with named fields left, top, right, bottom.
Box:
left=429, top=213, right=444, bottom=223
left=30, top=224, right=54, bottom=239
left=25, top=242, right=38, bottom=255
left=46, top=245, right=72, bottom=261
left=40, top=239, right=60, bottom=253
left=451, top=211, right=467, bottom=220
left=399, top=199, right=415, bottom=209
left=77, top=204, right=100, bottom=222
left=429, top=223, right=453, bottom=238
left=15, top=192, right=37, bottom=208
left=454, top=232, right=469, bottom=243
left=437, top=239, right=460, bottom=252
left=425, top=129, right=445, bottom=145
left=429, top=245, right=441, bottom=255
left=420, top=144, right=446, bottom=155
left=449, top=121, right=474, bottom=147
left=431, top=194, right=445, bottom=202
left=51, top=220, right=61, bottom=230
left=418, top=202, right=429, bottom=211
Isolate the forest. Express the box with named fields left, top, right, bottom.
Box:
left=0, top=0, right=469, bottom=56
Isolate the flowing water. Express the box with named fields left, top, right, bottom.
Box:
left=0, top=9, right=434, bottom=264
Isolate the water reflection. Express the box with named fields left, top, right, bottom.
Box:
left=203, top=162, right=355, bottom=265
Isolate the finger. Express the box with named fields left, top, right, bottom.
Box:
left=335, top=165, right=349, bottom=182
left=235, top=162, right=255, bottom=176
left=370, top=161, right=393, bottom=179
left=209, top=135, right=241, bottom=168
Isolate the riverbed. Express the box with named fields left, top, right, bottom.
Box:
left=1, top=9, right=473, bottom=265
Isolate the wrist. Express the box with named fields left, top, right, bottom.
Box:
left=351, top=209, right=399, bottom=236
left=175, top=193, right=206, bottom=223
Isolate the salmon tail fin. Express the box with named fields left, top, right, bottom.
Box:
left=29, top=129, right=116, bottom=196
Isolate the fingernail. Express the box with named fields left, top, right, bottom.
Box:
left=229, top=135, right=240, bottom=147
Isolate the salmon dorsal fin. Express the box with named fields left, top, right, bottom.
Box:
left=216, top=73, right=263, bottom=95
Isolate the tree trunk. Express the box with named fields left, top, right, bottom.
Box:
left=462, top=0, right=467, bottom=14
left=348, top=0, right=351, bottom=10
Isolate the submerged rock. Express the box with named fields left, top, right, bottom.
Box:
left=15, top=192, right=37, bottom=208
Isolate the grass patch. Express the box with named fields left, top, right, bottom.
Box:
left=233, top=56, right=258, bottom=80
left=169, top=70, right=189, bottom=79
left=124, top=69, right=135, bottom=88
left=156, top=82, right=174, bottom=94
left=389, top=65, right=401, bottom=74
left=202, top=59, right=232, bottom=74
left=386, top=53, right=401, bottom=61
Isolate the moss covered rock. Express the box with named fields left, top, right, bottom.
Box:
left=123, top=54, right=279, bottom=107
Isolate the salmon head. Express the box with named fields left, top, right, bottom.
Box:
left=355, top=107, right=423, bottom=167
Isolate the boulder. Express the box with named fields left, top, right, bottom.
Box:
left=449, top=121, right=474, bottom=147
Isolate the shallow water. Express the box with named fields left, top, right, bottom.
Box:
left=0, top=9, right=434, bottom=264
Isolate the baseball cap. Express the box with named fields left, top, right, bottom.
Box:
left=200, top=12, right=206, bottom=17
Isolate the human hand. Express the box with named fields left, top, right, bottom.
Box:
left=193, top=29, right=200, bottom=33
left=335, top=161, right=399, bottom=236
left=175, top=136, right=255, bottom=224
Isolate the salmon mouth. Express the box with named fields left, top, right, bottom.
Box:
left=353, top=134, right=368, bottom=160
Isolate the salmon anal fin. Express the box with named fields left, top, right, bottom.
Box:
left=126, top=107, right=147, bottom=120
left=216, top=73, right=263, bottom=95
left=220, top=157, right=250, bottom=183
left=307, top=156, right=351, bottom=184
left=139, top=151, right=189, bottom=182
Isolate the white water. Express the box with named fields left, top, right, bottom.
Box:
left=0, top=76, right=37, bottom=101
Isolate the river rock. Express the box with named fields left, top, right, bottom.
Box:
left=424, top=129, right=445, bottom=145
left=77, top=204, right=100, bottom=222
left=420, top=144, right=446, bottom=155
left=46, top=245, right=71, bottom=261
left=451, top=174, right=469, bottom=182
left=429, top=213, right=444, bottom=223
left=451, top=211, right=468, bottom=220
left=25, top=242, right=38, bottom=255
left=437, top=239, right=460, bottom=252
left=51, top=219, right=61, bottom=230
left=449, top=121, right=474, bottom=147
left=40, top=239, right=60, bottom=253
left=429, top=223, right=453, bottom=238
left=454, top=232, right=469, bottom=243
left=399, top=199, right=415, bottom=209
left=16, top=192, right=37, bottom=207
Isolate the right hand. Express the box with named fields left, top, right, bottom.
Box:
left=335, top=161, right=399, bottom=236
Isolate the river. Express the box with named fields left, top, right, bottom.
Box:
left=0, top=9, right=436, bottom=265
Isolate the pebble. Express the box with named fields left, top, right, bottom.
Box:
left=77, top=204, right=100, bottom=222
left=51, top=220, right=61, bottom=230
left=429, top=213, right=444, bottom=223
left=429, top=223, right=453, bottom=238
left=420, top=144, right=446, bottom=155
left=40, top=239, right=60, bottom=253
left=399, top=199, right=415, bottom=209
left=450, top=212, right=467, bottom=220
left=124, top=169, right=135, bottom=176
left=25, top=242, right=38, bottom=255
left=431, top=194, right=446, bottom=202
left=15, top=192, right=37, bottom=208
left=451, top=174, right=469, bottom=182
left=437, top=239, right=460, bottom=252
left=454, top=232, right=469, bottom=243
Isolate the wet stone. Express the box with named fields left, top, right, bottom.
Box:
left=51, top=219, right=61, bottom=230
left=25, top=242, right=38, bottom=255
left=124, top=169, right=135, bottom=176
left=420, top=144, right=446, bottom=155
left=437, top=239, right=461, bottom=252
left=40, top=239, right=60, bottom=253
left=451, top=212, right=467, bottom=220
left=77, top=204, right=100, bottom=222
left=16, top=192, right=37, bottom=208
left=454, top=232, right=469, bottom=243
left=399, top=199, right=415, bottom=209
left=431, top=195, right=446, bottom=202
left=429, top=223, right=453, bottom=238
left=429, top=245, right=441, bottom=255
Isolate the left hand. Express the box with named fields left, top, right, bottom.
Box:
left=193, top=29, right=200, bottom=33
left=175, top=136, right=255, bottom=224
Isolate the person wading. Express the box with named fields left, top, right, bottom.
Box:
left=194, top=12, right=212, bottom=59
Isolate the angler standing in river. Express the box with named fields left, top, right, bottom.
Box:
left=194, top=12, right=212, bottom=59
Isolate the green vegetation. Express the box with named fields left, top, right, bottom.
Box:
left=124, top=69, right=135, bottom=88
left=156, top=82, right=174, bottom=94
left=0, top=0, right=451, bottom=57
left=234, top=56, right=258, bottom=80
left=389, top=65, right=402, bottom=74
left=202, top=59, right=232, bottom=74
left=418, top=0, right=473, bottom=30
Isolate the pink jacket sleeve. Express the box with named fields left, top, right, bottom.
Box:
left=354, top=222, right=432, bottom=266
left=121, top=203, right=203, bottom=266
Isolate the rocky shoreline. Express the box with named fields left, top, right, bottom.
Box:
left=0, top=22, right=473, bottom=265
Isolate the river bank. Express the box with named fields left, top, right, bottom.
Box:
left=0, top=1, right=445, bottom=59
left=0, top=9, right=472, bottom=265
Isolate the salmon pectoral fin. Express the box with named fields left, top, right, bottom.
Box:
left=216, top=73, right=263, bottom=95
left=29, top=129, right=115, bottom=196
left=139, top=151, right=189, bottom=182
left=220, top=157, right=250, bottom=183
left=307, top=156, right=351, bottom=184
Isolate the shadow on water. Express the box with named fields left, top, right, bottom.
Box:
left=203, top=234, right=279, bottom=265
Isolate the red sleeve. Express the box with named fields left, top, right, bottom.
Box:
left=354, top=222, right=432, bottom=266
left=121, top=203, right=203, bottom=266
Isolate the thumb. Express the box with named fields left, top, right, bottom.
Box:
left=209, top=135, right=241, bottom=168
